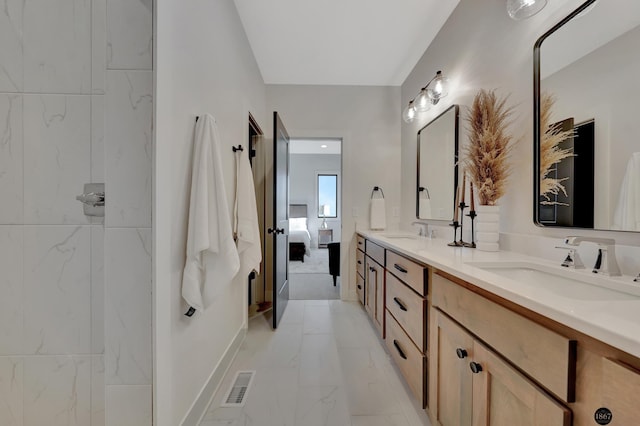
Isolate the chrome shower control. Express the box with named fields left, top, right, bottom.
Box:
left=76, top=183, right=105, bottom=217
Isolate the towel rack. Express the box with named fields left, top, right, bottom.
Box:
left=418, top=186, right=431, bottom=199
left=371, top=186, right=385, bottom=199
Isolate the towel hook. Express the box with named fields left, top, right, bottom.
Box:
left=371, top=186, right=385, bottom=199
left=232, top=145, right=244, bottom=152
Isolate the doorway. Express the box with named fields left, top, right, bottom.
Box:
left=287, top=138, right=342, bottom=300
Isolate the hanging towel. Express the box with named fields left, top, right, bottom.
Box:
left=182, top=114, right=240, bottom=313
left=370, top=188, right=386, bottom=230
left=234, top=148, right=262, bottom=278
left=419, top=198, right=432, bottom=219
left=612, top=152, right=640, bottom=231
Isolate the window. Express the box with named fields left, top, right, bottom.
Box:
left=317, top=174, right=338, bottom=218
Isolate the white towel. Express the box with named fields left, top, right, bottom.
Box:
left=234, top=148, right=262, bottom=278
left=419, top=198, right=432, bottom=219
left=613, top=152, right=640, bottom=231
left=370, top=198, right=387, bottom=230
left=182, top=114, right=240, bottom=312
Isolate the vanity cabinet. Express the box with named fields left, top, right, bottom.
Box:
left=355, top=239, right=365, bottom=305
left=363, top=239, right=385, bottom=337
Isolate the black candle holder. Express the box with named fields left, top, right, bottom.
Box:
left=464, top=209, right=477, bottom=248
left=458, top=201, right=468, bottom=246
left=447, top=220, right=462, bottom=247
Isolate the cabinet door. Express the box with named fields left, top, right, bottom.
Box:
left=364, top=257, right=374, bottom=316
left=433, top=310, right=473, bottom=426
left=601, top=358, right=640, bottom=425
left=365, top=257, right=384, bottom=336
left=471, top=342, right=571, bottom=426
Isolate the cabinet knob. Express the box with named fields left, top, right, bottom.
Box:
left=357, top=284, right=362, bottom=290
left=469, top=362, right=483, bottom=374
left=456, top=348, right=468, bottom=359
left=369, top=266, right=376, bottom=272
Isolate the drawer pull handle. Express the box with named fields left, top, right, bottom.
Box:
left=393, top=340, right=407, bottom=360
left=369, top=266, right=376, bottom=272
left=358, top=241, right=363, bottom=245
left=456, top=348, right=468, bottom=359
left=393, top=297, right=408, bottom=311
left=357, top=284, right=362, bottom=290
left=394, top=264, right=408, bottom=274
left=357, top=260, right=362, bottom=265
left=470, top=362, right=483, bottom=374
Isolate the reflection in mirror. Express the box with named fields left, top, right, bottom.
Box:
left=534, top=0, right=640, bottom=231
left=417, top=105, right=459, bottom=220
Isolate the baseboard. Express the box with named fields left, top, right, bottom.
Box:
left=180, top=325, right=247, bottom=426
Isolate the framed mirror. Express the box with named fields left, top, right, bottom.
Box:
left=416, top=105, right=459, bottom=220
left=534, top=0, right=640, bottom=231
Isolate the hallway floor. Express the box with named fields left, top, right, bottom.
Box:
left=200, top=300, right=432, bottom=426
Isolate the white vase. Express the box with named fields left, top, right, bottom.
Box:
left=475, top=205, right=500, bottom=251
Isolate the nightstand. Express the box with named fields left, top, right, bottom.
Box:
left=318, top=229, right=333, bottom=248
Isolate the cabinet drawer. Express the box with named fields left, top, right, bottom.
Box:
left=356, top=249, right=365, bottom=278
left=386, top=271, right=426, bottom=352
left=386, top=250, right=427, bottom=296
left=365, top=240, right=385, bottom=266
left=356, top=273, right=365, bottom=306
left=601, top=358, right=640, bottom=425
left=356, top=234, right=365, bottom=252
left=386, top=313, right=426, bottom=407
left=432, top=273, right=576, bottom=402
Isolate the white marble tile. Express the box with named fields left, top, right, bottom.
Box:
left=92, top=0, right=107, bottom=94
left=23, top=95, right=91, bottom=225
left=92, top=355, right=105, bottom=426
left=0, top=227, right=23, bottom=355
left=0, top=94, right=23, bottom=224
left=351, top=414, right=412, bottom=426
left=254, top=322, right=303, bottom=369
left=106, top=0, right=152, bottom=70
left=23, top=226, right=91, bottom=355
left=91, top=95, right=105, bottom=185
left=23, top=0, right=91, bottom=94
left=0, top=357, right=23, bottom=426
left=303, top=305, right=333, bottom=334
left=105, top=385, right=152, bottom=426
left=294, top=386, right=351, bottom=426
left=0, top=0, right=23, bottom=92
left=105, top=228, right=151, bottom=384
left=92, top=226, right=105, bottom=353
left=279, top=299, right=305, bottom=324
left=23, top=355, right=92, bottom=426
left=105, top=71, right=152, bottom=228
left=299, top=334, right=343, bottom=387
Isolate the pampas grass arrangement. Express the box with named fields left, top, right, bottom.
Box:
left=539, top=93, right=574, bottom=204
left=463, top=89, right=516, bottom=206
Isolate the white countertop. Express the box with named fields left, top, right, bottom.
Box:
left=359, top=231, right=640, bottom=359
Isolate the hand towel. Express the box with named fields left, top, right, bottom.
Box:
left=613, top=152, right=640, bottom=231
left=370, top=198, right=387, bottom=230
left=419, top=198, right=432, bottom=219
left=182, top=114, right=240, bottom=312
left=234, top=148, right=262, bottom=278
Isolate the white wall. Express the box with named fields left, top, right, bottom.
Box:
left=400, top=0, right=640, bottom=267
left=290, top=153, right=342, bottom=247
left=268, top=85, right=402, bottom=299
left=155, top=0, right=267, bottom=424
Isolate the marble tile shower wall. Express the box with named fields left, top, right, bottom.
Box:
left=0, top=1, right=153, bottom=425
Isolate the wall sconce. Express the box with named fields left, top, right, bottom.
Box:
left=402, top=70, right=449, bottom=123
left=506, top=0, right=547, bottom=20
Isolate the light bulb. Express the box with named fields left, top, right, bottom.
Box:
left=427, top=71, right=449, bottom=102
left=414, top=88, right=431, bottom=112
left=506, top=0, right=547, bottom=20
left=402, top=101, right=417, bottom=123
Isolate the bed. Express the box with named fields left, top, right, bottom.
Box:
left=289, top=204, right=311, bottom=262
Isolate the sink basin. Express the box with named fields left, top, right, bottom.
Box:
left=466, top=261, right=640, bottom=300
left=382, top=233, right=417, bottom=240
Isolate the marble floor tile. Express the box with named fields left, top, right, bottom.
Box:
left=200, top=300, right=432, bottom=426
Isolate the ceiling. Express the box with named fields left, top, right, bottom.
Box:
left=233, top=0, right=460, bottom=86
left=290, top=139, right=342, bottom=155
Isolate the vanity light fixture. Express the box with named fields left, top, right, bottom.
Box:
left=506, top=0, right=547, bottom=20
left=403, top=71, right=450, bottom=123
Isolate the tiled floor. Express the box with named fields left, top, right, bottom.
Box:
left=200, top=300, right=432, bottom=426
left=289, top=273, right=340, bottom=300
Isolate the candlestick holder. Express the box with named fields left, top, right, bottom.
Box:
left=464, top=209, right=477, bottom=248
left=458, top=201, right=469, bottom=246
left=447, top=221, right=462, bottom=247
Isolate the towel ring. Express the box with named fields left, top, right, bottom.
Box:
left=418, top=187, right=431, bottom=199
left=371, top=186, right=385, bottom=199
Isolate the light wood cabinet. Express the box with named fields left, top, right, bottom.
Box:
left=365, top=256, right=384, bottom=336
left=433, top=310, right=571, bottom=426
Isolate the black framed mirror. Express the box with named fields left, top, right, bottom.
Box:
left=416, top=105, right=459, bottom=220
left=534, top=0, right=640, bottom=231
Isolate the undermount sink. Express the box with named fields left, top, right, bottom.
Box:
left=466, top=261, right=640, bottom=300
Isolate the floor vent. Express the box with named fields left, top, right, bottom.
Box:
left=221, top=370, right=255, bottom=407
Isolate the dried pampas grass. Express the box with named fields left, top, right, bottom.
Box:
left=463, top=89, right=516, bottom=206
left=539, top=93, right=574, bottom=204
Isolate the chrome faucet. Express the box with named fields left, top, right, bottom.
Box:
left=411, top=221, right=428, bottom=237
left=564, top=236, right=621, bottom=276
left=555, top=246, right=584, bottom=269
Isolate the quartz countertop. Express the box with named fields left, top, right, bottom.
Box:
left=358, top=231, right=640, bottom=359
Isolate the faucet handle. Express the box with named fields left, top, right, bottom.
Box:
left=555, top=246, right=585, bottom=269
